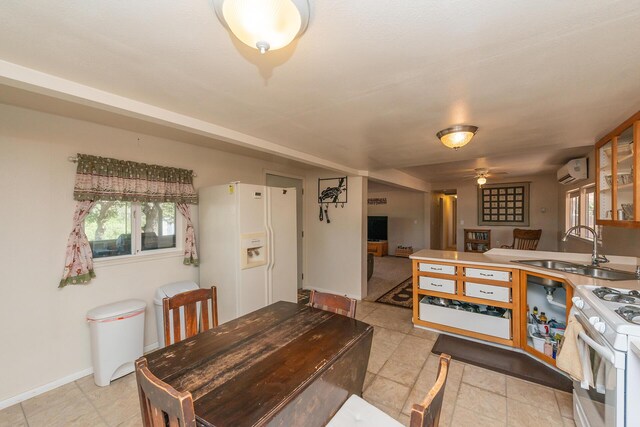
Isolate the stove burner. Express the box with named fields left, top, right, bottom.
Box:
left=592, top=287, right=621, bottom=299
left=615, top=306, right=640, bottom=324
left=629, top=290, right=640, bottom=298
left=610, top=295, right=640, bottom=304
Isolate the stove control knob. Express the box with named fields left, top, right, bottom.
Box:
left=572, top=297, right=584, bottom=309
left=593, top=321, right=606, bottom=334
left=589, top=316, right=600, bottom=325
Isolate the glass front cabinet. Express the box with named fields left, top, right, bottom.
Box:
left=596, top=112, right=640, bottom=227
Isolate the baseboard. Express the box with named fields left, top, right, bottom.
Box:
left=0, top=342, right=160, bottom=410
left=0, top=367, right=93, bottom=410
left=302, top=286, right=361, bottom=301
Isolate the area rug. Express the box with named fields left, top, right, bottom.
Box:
left=431, top=334, right=572, bottom=392
left=375, top=277, right=413, bottom=309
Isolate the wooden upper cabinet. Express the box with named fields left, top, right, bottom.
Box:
left=596, top=111, right=640, bottom=227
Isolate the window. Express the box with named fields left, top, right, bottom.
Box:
left=565, top=184, right=598, bottom=240
left=84, top=201, right=179, bottom=259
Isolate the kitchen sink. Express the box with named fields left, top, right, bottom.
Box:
left=514, top=259, right=639, bottom=281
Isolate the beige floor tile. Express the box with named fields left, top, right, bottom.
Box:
left=363, top=371, right=376, bottom=392
left=563, top=417, right=577, bottom=426
left=114, top=412, right=143, bottom=427
left=373, top=326, right=408, bottom=348
left=378, top=359, right=421, bottom=386
left=506, top=377, right=558, bottom=407
left=369, top=400, right=401, bottom=419
left=401, top=384, right=457, bottom=421
left=21, top=382, right=84, bottom=418
left=414, top=355, right=463, bottom=392
left=362, top=309, right=413, bottom=334
left=450, top=405, right=507, bottom=426
left=75, top=373, right=102, bottom=394
left=409, top=327, right=439, bottom=341
left=368, top=343, right=395, bottom=374
left=507, top=398, right=564, bottom=427
left=396, top=413, right=410, bottom=426
left=363, top=376, right=411, bottom=411
left=555, top=390, right=574, bottom=419
left=462, top=364, right=507, bottom=396
left=85, top=373, right=139, bottom=426
left=455, top=383, right=507, bottom=421
left=25, top=396, right=105, bottom=427
left=356, top=301, right=379, bottom=319
left=0, top=404, right=27, bottom=427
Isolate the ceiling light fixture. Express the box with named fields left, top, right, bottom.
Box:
left=436, top=125, right=479, bottom=150
left=212, top=0, right=310, bottom=54
left=476, top=176, right=487, bottom=186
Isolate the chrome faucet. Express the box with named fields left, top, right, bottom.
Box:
left=561, top=225, right=609, bottom=266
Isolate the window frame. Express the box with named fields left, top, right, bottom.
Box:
left=85, top=201, right=183, bottom=266
left=565, top=184, right=599, bottom=242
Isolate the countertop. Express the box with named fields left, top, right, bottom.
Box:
left=410, top=248, right=640, bottom=291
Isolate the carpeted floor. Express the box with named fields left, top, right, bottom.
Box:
left=365, top=255, right=412, bottom=301
left=375, top=277, right=413, bottom=309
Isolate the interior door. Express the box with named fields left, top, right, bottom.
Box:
left=267, top=186, right=298, bottom=304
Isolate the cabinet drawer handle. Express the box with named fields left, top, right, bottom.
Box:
left=479, top=272, right=493, bottom=277
left=430, top=283, right=442, bottom=287
left=431, top=267, right=443, bottom=271
left=479, top=290, right=494, bottom=295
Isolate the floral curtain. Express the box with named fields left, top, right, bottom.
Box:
left=59, top=201, right=97, bottom=288
left=177, top=203, right=199, bottom=266
left=73, top=154, right=198, bottom=204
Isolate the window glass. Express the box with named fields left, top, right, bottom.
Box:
left=85, top=201, right=132, bottom=258
left=584, top=186, right=595, bottom=230
left=567, top=191, right=580, bottom=235
left=141, top=202, right=177, bottom=251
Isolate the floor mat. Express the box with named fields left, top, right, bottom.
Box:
left=375, top=277, right=413, bottom=309
left=431, top=334, right=572, bottom=392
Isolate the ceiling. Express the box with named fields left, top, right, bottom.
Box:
left=1, top=0, right=639, bottom=184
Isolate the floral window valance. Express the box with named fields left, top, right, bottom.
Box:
left=73, top=153, right=198, bottom=204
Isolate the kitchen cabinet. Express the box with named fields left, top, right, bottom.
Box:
left=596, top=110, right=640, bottom=227
left=518, top=270, right=573, bottom=367
left=412, top=260, right=521, bottom=347
left=463, top=228, right=491, bottom=252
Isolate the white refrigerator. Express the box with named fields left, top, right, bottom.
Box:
left=198, top=183, right=298, bottom=324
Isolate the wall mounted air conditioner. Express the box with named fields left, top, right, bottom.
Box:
left=557, top=158, right=587, bottom=185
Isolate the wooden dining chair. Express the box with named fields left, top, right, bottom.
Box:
left=308, top=289, right=357, bottom=318
left=162, top=286, right=218, bottom=346
left=135, top=357, right=196, bottom=427
left=501, top=228, right=542, bottom=250
left=327, top=354, right=452, bottom=427
left=409, top=353, right=451, bottom=427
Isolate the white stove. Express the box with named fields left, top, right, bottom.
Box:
left=572, top=285, right=640, bottom=427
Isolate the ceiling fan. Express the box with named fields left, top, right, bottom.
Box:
left=461, top=168, right=508, bottom=185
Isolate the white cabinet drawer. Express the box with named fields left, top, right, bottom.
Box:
left=419, top=297, right=510, bottom=340
left=465, top=267, right=511, bottom=282
left=465, top=282, right=510, bottom=303
left=418, top=263, right=456, bottom=275
left=419, top=276, right=456, bottom=294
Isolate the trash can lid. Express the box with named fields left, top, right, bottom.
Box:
left=153, top=281, right=199, bottom=305
left=87, top=299, right=146, bottom=321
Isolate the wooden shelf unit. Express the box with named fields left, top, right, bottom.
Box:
left=367, top=240, right=388, bottom=257
left=412, top=259, right=520, bottom=348
left=463, top=229, right=491, bottom=253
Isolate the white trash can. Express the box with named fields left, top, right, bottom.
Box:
left=154, top=281, right=199, bottom=348
left=87, top=299, right=146, bottom=387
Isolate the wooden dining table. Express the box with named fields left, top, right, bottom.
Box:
left=143, top=301, right=374, bottom=427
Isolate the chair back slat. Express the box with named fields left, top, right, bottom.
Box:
left=135, top=357, right=196, bottom=427
left=409, top=354, right=451, bottom=427
left=308, top=290, right=357, bottom=318
left=162, top=286, right=219, bottom=346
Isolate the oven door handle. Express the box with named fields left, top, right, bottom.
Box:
left=578, top=331, right=615, bottom=364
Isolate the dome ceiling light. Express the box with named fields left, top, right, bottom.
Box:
left=212, top=0, right=310, bottom=54
left=436, top=125, right=479, bottom=150
left=475, top=168, right=488, bottom=186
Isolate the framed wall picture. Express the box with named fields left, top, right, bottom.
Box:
left=478, top=182, right=530, bottom=226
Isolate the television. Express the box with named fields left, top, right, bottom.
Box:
left=367, top=216, right=388, bottom=241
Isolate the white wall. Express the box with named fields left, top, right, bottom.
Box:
left=304, top=173, right=366, bottom=299
left=558, top=150, right=640, bottom=256
left=0, top=104, right=316, bottom=403
left=432, top=174, right=560, bottom=252
left=367, top=189, right=426, bottom=254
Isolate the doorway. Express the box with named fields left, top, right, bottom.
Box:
left=266, top=173, right=304, bottom=289
left=431, top=190, right=457, bottom=250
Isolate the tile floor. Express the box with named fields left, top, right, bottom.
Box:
left=0, top=300, right=575, bottom=427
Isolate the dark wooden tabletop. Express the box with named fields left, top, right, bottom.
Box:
left=144, top=301, right=373, bottom=427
